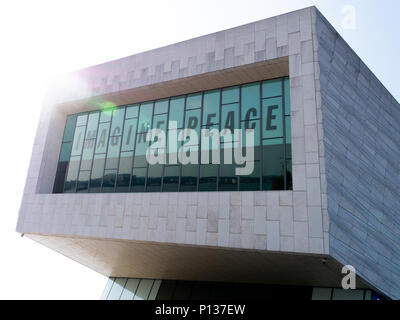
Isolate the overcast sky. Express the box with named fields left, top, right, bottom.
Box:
left=0, top=0, right=398, bottom=299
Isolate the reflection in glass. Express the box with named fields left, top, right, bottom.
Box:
left=89, top=154, right=105, bottom=192
left=131, top=167, right=146, bottom=192
left=56, top=77, right=292, bottom=194
left=163, top=166, right=179, bottom=192
left=199, top=164, right=217, bottom=191
left=181, top=164, right=198, bottom=192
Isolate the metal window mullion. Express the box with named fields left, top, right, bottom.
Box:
left=75, top=114, right=89, bottom=192
left=178, top=96, right=188, bottom=192
left=144, top=102, right=155, bottom=192
left=62, top=116, right=79, bottom=193
left=216, top=89, right=222, bottom=192
left=114, top=107, right=127, bottom=192
left=282, top=78, right=287, bottom=190
left=146, top=280, right=156, bottom=300
left=128, top=111, right=140, bottom=192
left=197, top=92, right=204, bottom=192
left=100, top=118, right=112, bottom=192
left=238, top=85, right=242, bottom=192
left=261, top=94, right=283, bottom=100
left=161, top=98, right=171, bottom=192
left=133, top=279, right=142, bottom=300
left=117, top=278, right=129, bottom=300
left=88, top=111, right=101, bottom=192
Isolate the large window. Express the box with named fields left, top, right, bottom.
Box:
left=53, top=77, right=292, bottom=193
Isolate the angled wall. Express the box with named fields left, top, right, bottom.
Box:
left=316, top=10, right=400, bottom=299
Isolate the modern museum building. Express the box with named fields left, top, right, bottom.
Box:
left=17, top=7, right=400, bottom=300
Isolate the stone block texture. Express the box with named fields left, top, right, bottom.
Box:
left=316, top=10, right=400, bottom=299
left=16, top=6, right=400, bottom=299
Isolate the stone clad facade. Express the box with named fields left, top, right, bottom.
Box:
left=16, top=6, right=399, bottom=299
left=316, top=11, right=400, bottom=299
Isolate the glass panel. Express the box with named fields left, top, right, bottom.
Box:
left=102, top=169, right=116, bottom=192
left=53, top=141, right=72, bottom=194
left=110, top=108, right=125, bottom=136
left=262, top=78, right=282, bottom=98
left=364, top=290, right=372, bottom=301
left=59, top=142, right=72, bottom=162
left=71, top=126, right=86, bottom=156
left=134, top=133, right=148, bottom=168
left=153, top=114, right=168, bottom=132
left=116, top=151, right=133, bottom=192
left=154, top=99, right=169, bottom=115
left=286, top=159, right=292, bottom=190
left=262, top=97, right=283, bottom=139
left=202, top=89, right=220, bottom=127
left=166, top=129, right=181, bottom=165
left=63, top=114, right=77, bottom=142
left=180, top=164, right=198, bottom=192
left=199, top=164, right=217, bottom=191
left=131, top=167, right=147, bottom=192
left=120, top=279, right=140, bottom=300
left=285, top=116, right=291, bottom=144
left=76, top=114, right=88, bottom=126
left=95, top=122, right=110, bottom=154
left=56, top=76, right=292, bottom=194
left=241, top=83, right=260, bottom=122
left=286, top=143, right=292, bottom=190
left=121, top=118, right=137, bottom=152
left=219, top=161, right=238, bottom=191
left=263, top=138, right=284, bottom=145
left=186, top=93, right=202, bottom=110
left=148, top=280, right=162, bottom=300
left=221, top=103, right=239, bottom=135
left=80, top=139, right=96, bottom=170
left=169, top=96, right=185, bottom=128
left=89, top=154, right=105, bottom=192
left=85, top=112, right=100, bottom=139
left=200, top=124, right=220, bottom=162
left=262, top=140, right=285, bottom=191
left=284, top=77, right=290, bottom=115
left=64, top=156, right=80, bottom=192
left=105, top=135, right=122, bottom=169
left=146, top=164, right=163, bottom=192
left=137, top=102, right=153, bottom=133
left=100, top=278, right=115, bottom=300
left=241, top=120, right=260, bottom=160
left=126, top=104, right=139, bottom=119
left=107, top=278, right=126, bottom=300
left=311, top=288, right=332, bottom=300
left=239, top=161, right=260, bottom=191
left=163, top=165, right=179, bottom=192
left=81, top=113, right=98, bottom=171
left=77, top=170, right=90, bottom=193
left=222, top=86, right=239, bottom=105
left=100, top=109, right=113, bottom=123
left=332, top=289, right=364, bottom=301
left=184, top=109, right=201, bottom=144
left=134, top=279, right=154, bottom=300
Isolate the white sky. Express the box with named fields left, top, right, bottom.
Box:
left=0, top=0, right=398, bottom=299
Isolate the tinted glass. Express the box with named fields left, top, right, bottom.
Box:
left=131, top=167, right=147, bottom=192
left=55, top=77, right=292, bottom=194
left=186, top=93, right=202, bottom=110
left=169, top=97, right=185, bottom=128
left=199, top=164, right=218, bottom=191
left=181, top=164, right=198, bottom=192
left=163, top=166, right=179, bottom=192
left=202, top=90, right=220, bottom=127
